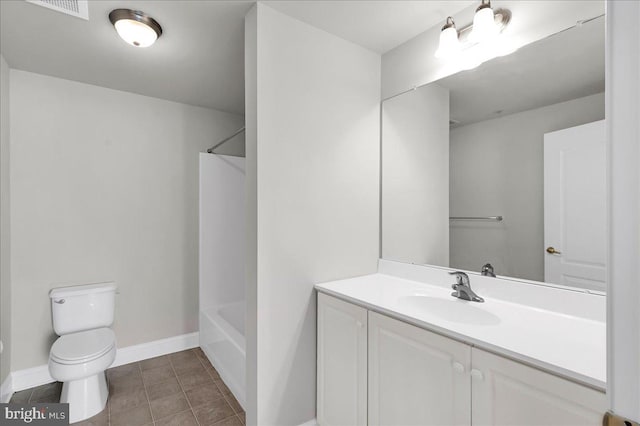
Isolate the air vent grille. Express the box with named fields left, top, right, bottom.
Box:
left=26, top=0, right=89, bottom=20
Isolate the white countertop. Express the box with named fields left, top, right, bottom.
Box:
left=315, top=264, right=606, bottom=391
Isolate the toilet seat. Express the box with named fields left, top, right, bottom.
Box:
left=50, top=328, right=116, bottom=365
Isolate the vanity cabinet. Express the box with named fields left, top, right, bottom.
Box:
left=471, top=348, right=606, bottom=425
left=368, top=311, right=471, bottom=426
left=317, top=293, right=606, bottom=426
left=317, top=293, right=368, bottom=426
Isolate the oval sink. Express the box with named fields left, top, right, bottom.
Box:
left=399, top=295, right=501, bottom=325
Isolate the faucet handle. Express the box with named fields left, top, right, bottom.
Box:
left=449, top=271, right=469, bottom=285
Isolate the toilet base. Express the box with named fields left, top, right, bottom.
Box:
left=60, top=372, right=109, bottom=424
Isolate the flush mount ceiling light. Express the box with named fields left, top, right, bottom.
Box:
left=470, top=0, right=499, bottom=43
left=435, top=17, right=461, bottom=59
left=109, top=9, right=162, bottom=48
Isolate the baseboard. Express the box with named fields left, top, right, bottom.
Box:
left=11, top=365, right=53, bottom=394
left=1, top=374, right=12, bottom=403
left=111, top=331, right=199, bottom=368
left=298, top=419, right=318, bottom=426
left=8, top=331, right=199, bottom=396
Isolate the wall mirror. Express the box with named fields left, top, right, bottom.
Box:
left=381, top=15, right=606, bottom=292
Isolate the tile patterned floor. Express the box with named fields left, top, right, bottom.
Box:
left=9, top=348, right=245, bottom=426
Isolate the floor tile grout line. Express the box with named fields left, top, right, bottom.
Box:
left=195, top=347, right=245, bottom=423
left=139, top=361, right=155, bottom=426
left=169, top=352, right=202, bottom=426
left=106, top=373, right=111, bottom=426
left=107, top=372, right=111, bottom=426
left=25, top=388, right=35, bottom=404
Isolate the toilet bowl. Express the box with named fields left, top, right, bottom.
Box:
left=48, top=283, right=117, bottom=424
left=49, top=328, right=116, bottom=423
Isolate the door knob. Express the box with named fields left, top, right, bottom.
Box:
left=546, top=247, right=562, bottom=254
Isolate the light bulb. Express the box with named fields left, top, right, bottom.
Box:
left=435, top=18, right=461, bottom=59
left=470, top=4, right=499, bottom=43
left=114, top=19, right=158, bottom=47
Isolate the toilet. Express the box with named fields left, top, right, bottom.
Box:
left=48, top=282, right=117, bottom=424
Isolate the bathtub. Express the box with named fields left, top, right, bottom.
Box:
left=200, top=301, right=245, bottom=409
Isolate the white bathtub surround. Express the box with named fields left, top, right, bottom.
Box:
left=200, top=303, right=246, bottom=409
left=199, top=153, right=246, bottom=408
left=316, top=259, right=606, bottom=390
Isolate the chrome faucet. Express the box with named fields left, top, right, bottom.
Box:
left=449, top=271, right=484, bottom=303
left=481, top=263, right=496, bottom=277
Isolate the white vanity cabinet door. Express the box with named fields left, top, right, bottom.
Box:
left=368, top=311, right=472, bottom=426
left=317, top=293, right=368, bottom=426
left=471, top=348, right=606, bottom=426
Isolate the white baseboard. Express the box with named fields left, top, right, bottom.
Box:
left=8, top=332, right=199, bottom=396
left=298, top=419, right=318, bottom=426
left=1, top=374, right=12, bottom=403
left=11, top=364, right=53, bottom=394
left=111, top=331, right=199, bottom=368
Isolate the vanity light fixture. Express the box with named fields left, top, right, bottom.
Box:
left=109, top=9, right=162, bottom=48
left=470, top=0, right=499, bottom=43
left=435, top=17, right=461, bottom=59
left=434, top=1, right=512, bottom=65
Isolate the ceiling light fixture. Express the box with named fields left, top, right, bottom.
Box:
left=109, top=9, right=162, bottom=48
left=470, top=0, right=499, bottom=43
left=435, top=17, right=461, bottom=59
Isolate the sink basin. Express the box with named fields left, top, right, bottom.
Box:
left=399, top=295, right=501, bottom=325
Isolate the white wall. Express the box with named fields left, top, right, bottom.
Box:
left=9, top=70, right=244, bottom=371
left=382, top=83, right=450, bottom=266
left=607, top=1, right=640, bottom=420
left=244, top=5, right=258, bottom=426
left=0, top=54, right=11, bottom=388
left=449, top=93, right=604, bottom=281
left=246, top=4, right=380, bottom=424
left=382, top=1, right=605, bottom=99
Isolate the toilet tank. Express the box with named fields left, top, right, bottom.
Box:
left=50, top=282, right=117, bottom=335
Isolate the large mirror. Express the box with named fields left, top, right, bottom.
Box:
left=382, top=15, right=605, bottom=292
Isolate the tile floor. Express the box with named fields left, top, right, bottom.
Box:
left=9, top=347, right=245, bottom=426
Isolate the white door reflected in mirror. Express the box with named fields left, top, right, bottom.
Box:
left=544, top=120, right=607, bottom=291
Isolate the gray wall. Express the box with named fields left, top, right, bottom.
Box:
left=246, top=4, right=380, bottom=424
left=382, top=83, right=450, bottom=266
left=9, top=70, right=243, bottom=370
left=449, top=92, right=605, bottom=281
left=0, top=54, right=11, bottom=387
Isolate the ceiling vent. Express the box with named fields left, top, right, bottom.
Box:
left=26, top=0, right=89, bottom=20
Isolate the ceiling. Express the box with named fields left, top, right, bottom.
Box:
left=0, top=0, right=473, bottom=115
left=438, top=16, right=605, bottom=127
left=0, top=1, right=253, bottom=114
left=266, top=1, right=474, bottom=54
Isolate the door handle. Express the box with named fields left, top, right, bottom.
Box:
left=546, top=247, right=562, bottom=255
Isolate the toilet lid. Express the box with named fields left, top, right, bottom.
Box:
left=51, top=328, right=115, bottom=363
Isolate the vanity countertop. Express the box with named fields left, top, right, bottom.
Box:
left=315, top=264, right=606, bottom=391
